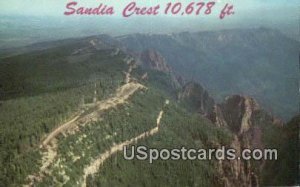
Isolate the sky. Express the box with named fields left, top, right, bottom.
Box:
left=0, top=0, right=298, bottom=17
left=0, top=0, right=298, bottom=44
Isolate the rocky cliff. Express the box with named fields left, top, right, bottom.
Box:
left=117, top=29, right=300, bottom=121
left=178, top=81, right=287, bottom=186
left=178, top=82, right=215, bottom=116
left=138, top=49, right=171, bottom=72
left=209, top=95, right=284, bottom=187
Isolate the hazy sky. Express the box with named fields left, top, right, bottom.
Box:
left=0, top=0, right=298, bottom=17
left=0, top=0, right=299, bottom=42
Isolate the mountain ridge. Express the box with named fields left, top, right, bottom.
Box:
left=0, top=31, right=298, bottom=186
left=117, top=28, right=299, bottom=121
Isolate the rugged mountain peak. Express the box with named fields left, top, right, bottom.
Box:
left=209, top=95, right=284, bottom=187
left=178, top=82, right=215, bottom=116
left=117, top=29, right=300, bottom=121
left=211, top=95, right=284, bottom=134
left=139, top=49, right=171, bottom=72
left=219, top=95, right=260, bottom=134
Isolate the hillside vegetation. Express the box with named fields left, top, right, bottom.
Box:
left=0, top=35, right=298, bottom=187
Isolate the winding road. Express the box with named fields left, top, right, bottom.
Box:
left=25, top=61, right=146, bottom=186
left=81, top=100, right=169, bottom=187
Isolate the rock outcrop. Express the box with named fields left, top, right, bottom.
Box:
left=139, top=49, right=171, bottom=72
left=178, top=82, right=215, bottom=116
left=209, top=95, right=283, bottom=187
left=178, top=88, right=278, bottom=186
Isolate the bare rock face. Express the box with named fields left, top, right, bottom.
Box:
left=178, top=83, right=285, bottom=187
left=178, top=82, right=215, bottom=116
left=218, top=95, right=260, bottom=134
left=139, top=49, right=171, bottom=72
left=137, top=49, right=183, bottom=89
left=209, top=95, right=283, bottom=187
left=210, top=104, right=228, bottom=128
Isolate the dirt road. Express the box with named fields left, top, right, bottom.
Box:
left=81, top=100, right=168, bottom=187
left=25, top=62, right=145, bottom=186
